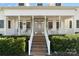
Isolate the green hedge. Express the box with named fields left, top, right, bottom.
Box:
left=49, top=34, right=79, bottom=55
left=0, top=36, right=28, bottom=56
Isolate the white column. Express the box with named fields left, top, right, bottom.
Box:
left=15, top=17, right=18, bottom=35
left=18, top=16, right=21, bottom=35
left=59, top=16, right=61, bottom=34
left=32, top=16, right=34, bottom=33
left=44, top=16, right=47, bottom=33
left=73, top=16, right=75, bottom=34
left=4, top=16, right=7, bottom=35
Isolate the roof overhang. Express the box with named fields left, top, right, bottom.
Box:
left=0, top=6, right=77, bottom=10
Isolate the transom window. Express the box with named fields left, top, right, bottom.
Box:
left=18, top=3, right=24, bottom=6
left=0, top=20, right=4, bottom=28
left=37, top=3, right=43, bottom=6
left=55, top=3, right=61, bottom=6
left=76, top=20, right=79, bottom=28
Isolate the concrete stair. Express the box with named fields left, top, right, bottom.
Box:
left=31, top=33, right=48, bottom=56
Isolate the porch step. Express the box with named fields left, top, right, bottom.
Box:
left=31, top=49, right=47, bottom=53
left=32, top=42, right=46, bottom=45
left=33, top=39, right=45, bottom=41
left=31, top=52, right=48, bottom=56
left=31, top=33, right=48, bottom=56
left=32, top=45, right=47, bottom=48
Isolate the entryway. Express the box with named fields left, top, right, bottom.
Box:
left=34, top=22, right=44, bottom=34
left=34, top=16, right=44, bottom=34
left=31, top=16, right=48, bottom=55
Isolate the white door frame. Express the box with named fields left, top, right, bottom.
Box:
left=34, top=21, right=44, bottom=34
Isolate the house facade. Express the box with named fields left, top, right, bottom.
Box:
left=0, top=3, right=79, bottom=55
left=0, top=6, right=79, bottom=36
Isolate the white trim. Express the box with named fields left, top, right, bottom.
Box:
left=44, top=16, right=50, bottom=55
left=73, top=16, right=76, bottom=34
left=58, top=16, right=61, bottom=34
left=34, top=21, right=44, bottom=33
left=18, top=16, right=21, bottom=35
left=28, top=16, right=34, bottom=55
left=4, top=16, right=7, bottom=35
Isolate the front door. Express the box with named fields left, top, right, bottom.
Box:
left=34, top=22, right=44, bottom=34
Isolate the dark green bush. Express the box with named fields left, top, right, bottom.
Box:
left=49, top=34, right=79, bottom=55
left=0, top=36, right=28, bottom=56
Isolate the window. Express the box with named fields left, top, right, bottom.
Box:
left=76, top=20, right=79, bottom=28
left=20, top=22, right=23, bottom=29
left=56, top=22, right=59, bottom=29
left=8, top=20, right=11, bottom=29
left=48, top=22, right=53, bottom=29
left=37, top=3, right=43, bottom=6
left=69, top=21, right=72, bottom=28
left=26, top=22, right=31, bottom=28
left=55, top=3, right=61, bottom=6
left=18, top=3, right=24, bottom=6
left=0, top=20, right=4, bottom=28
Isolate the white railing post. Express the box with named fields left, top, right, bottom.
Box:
left=28, top=16, right=34, bottom=55
left=44, top=16, right=50, bottom=55
left=28, top=31, right=33, bottom=55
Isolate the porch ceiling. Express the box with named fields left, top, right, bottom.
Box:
left=34, top=16, right=44, bottom=22
left=6, top=16, right=73, bottom=21
left=46, top=16, right=73, bottom=21
left=6, top=16, right=18, bottom=20
left=20, top=16, right=32, bottom=20
left=61, top=16, right=73, bottom=20
left=6, top=16, right=32, bottom=22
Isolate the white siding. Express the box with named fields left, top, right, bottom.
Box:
left=0, top=9, right=77, bottom=35
left=4, top=10, right=75, bottom=16
left=0, top=10, right=5, bottom=35
left=73, top=9, right=79, bottom=33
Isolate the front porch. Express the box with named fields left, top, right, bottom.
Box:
left=4, top=16, right=74, bottom=35
left=47, top=16, right=74, bottom=35
left=5, top=16, right=32, bottom=35
left=4, top=15, right=75, bottom=55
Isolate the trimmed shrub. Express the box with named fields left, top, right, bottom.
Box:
left=49, top=34, right=79, bottom=55
left=0, top=36, right=28, bottom=56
